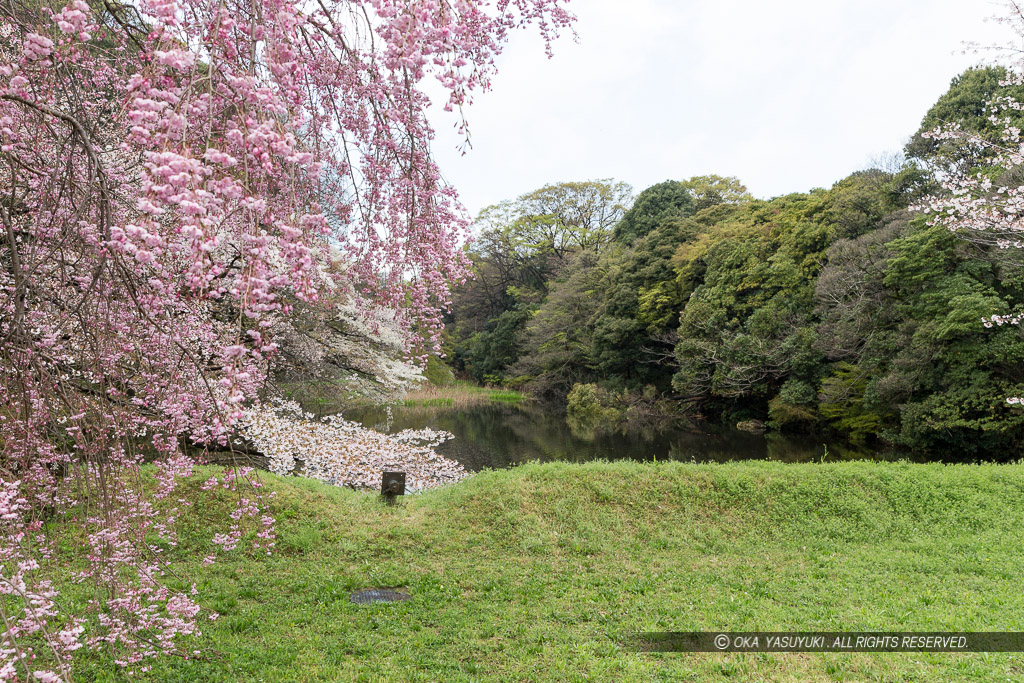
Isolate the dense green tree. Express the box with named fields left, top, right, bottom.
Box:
left=878, top=223, right=1024, bottom=452
left=448, top=180, right=633, bottom=383
left=592, top=214, right=705, bottom=384
left=438, top=68, right=1024, bottom=458
left=458, top=305, right=536, bottom=384
left=815, top=216, right=1024, bottom=452
left=613, top=180, right=696, bottom=244
left=679, top=175, right=753, bottom=211
left=905, top=66, right=1024, bottom=174
left=510, top=249, right=612, bottom=396
left=670, top=192, right=831, bottom=414
left=476, top=179, right=633, bottom=260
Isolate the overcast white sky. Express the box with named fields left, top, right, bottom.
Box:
left=426, top=0, right=1013, bottom=218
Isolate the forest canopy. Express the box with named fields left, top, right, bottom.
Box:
left=442, top=67, right=1024, bottom=457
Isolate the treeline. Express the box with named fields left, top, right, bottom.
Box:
left=443, top=67, right=1024, bottom=456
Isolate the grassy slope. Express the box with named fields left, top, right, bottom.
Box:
left=74, top=461, right=1024, bottom=682
left=280, top=380, right=526, bottom=412
left=399, top=382, right=526, bottom=407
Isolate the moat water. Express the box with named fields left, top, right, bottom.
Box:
left=338, top=401, right=924, bottom=472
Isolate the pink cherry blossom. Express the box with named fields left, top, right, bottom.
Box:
left=0, top=0, right=573, bottom=675
left=917, top=3, right=1024, bottom=408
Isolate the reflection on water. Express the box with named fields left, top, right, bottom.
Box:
left=338, top=402, right=922, bottom=472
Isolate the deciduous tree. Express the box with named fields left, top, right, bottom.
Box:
left=0, top=0, right=573, bottom=676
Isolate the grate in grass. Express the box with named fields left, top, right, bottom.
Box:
left=349, top=588, right=410, bottom=604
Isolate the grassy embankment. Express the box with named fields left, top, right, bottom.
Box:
left=278, top=379, right=525, bottom=412
left=398, top=381, right=526, bottom=408
left=68, top=460, right=1024, bottom=682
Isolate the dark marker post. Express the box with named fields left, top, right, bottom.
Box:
left=381, top=471, right=406, bottom=505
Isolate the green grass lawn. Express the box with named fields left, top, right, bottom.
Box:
left=280, top=378, right=527, bottom=411
left=70, top=460, right=1024, bottom=682
left=399, top=382, right=527, bottom=407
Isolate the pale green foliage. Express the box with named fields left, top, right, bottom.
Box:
left=474, top=179, right=634, bottom=259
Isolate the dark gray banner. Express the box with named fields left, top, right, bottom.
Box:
left=629, top=632, right=1024, bottom=653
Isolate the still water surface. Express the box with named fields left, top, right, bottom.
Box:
left=340, top=402, right=924, bottom=472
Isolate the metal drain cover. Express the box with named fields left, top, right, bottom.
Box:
left=350, top=588, right=410, bottom=604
